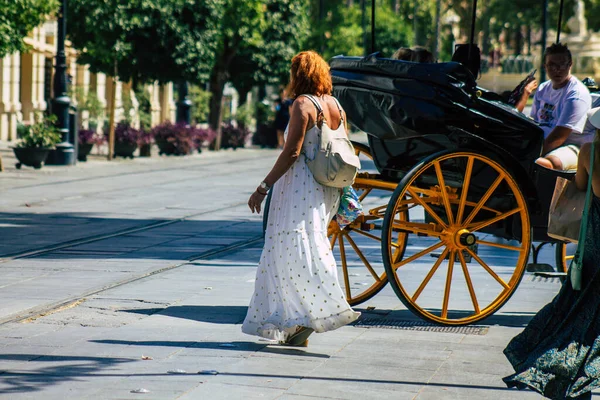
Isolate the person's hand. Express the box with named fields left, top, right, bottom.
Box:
left=524, top=79, right=538, bottom=95
left=248, top=189, right=267, bottom=214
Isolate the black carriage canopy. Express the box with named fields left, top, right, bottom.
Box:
left=329, top=54, right=545, bottom=173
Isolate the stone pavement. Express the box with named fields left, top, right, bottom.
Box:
left=0, top=143, right=588, bottom=399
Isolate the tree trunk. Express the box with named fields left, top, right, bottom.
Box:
left=208, top=67, right=227, bottom=151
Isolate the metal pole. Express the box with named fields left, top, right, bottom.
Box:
left=556, top=0, right=565, bottom=43
left=47, top=0, right=74, bottom=165
left=176, top=81, right=192, bottom=125
left=370, top=0, right=375, bottom=53
left=361, top=0, right=367, bottom=56
left=540, top=0, right=548, bottom=82
left=468, top=0, right=478, bottom=62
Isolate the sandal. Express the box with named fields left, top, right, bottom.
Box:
left=283, top=327, right=314, bottom=347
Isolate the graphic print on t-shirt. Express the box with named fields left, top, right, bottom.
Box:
left=539, top=102, right=555, bottom=127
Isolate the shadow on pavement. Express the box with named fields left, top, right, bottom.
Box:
left=0, top=212, right=261, bottom=260
left=355, top=308, right=537, bottom=328
left=0, top=354, right=133, bottom=395
left=88, top=339, right=330, bottom=358
left=121, top=305, right=248, bottom=324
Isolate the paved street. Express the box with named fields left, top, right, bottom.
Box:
left=0, top=143, right=586, bottom=399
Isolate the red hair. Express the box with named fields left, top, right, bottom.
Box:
left=288, top=51, right=332, bottom=98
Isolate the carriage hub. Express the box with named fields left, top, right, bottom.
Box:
left=457, top=230, right=477, bottom=247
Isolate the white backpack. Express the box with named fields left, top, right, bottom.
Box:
left=301, top=94, right=361, bottom=188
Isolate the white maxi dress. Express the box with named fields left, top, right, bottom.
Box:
left=242, top=124, right=360, bottom=342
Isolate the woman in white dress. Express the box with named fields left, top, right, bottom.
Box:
left=244, top=51, right=360, bottom=346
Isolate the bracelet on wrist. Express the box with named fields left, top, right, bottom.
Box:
left=256, top=188, right=268, bottom=196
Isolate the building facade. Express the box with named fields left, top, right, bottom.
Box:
left=0, top=20, right=176, bottom=143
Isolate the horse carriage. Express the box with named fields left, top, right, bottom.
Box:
left=262, top=0, right=600, bottom=326
left=325, top=54, right=577, bottom=326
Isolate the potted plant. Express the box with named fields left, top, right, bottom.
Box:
left=218, top=123, right=251, bottom=150
left=77, top=129, right=106, bottom=161
left=138, top=129, right=154, bottom=157
left=152, top=121, right=195, bottom=156
left=13, top=115, right=61, bottom=169
left=192, top=127, right=217, bottom=153
left=113, top=122, right=140, bottom=158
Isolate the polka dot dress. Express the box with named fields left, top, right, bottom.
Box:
left=242, top=126, right=361, bottom=342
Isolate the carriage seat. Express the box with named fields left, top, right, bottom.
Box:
left=330, top=53, right=477, bottom=95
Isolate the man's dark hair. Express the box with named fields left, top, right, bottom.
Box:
left=544, top=43, right=572, bottom=64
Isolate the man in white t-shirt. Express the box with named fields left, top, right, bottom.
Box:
left=530, top=43, right=592, bottom=170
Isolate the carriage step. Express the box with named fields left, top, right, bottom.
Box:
left=533, top=271, right=567, bottom=279
left=526, top=263, right=555, bottom=273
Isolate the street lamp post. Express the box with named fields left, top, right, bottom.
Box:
left=47, top=0, right=75, bottom=165
left=176, top=81, right=192, bottom=126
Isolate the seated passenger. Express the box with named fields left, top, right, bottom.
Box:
left=411, top=46, right=434, bottom=63
left=391, top=47, right=413, bottom=61
left=391, top=46, right=434, bottom=63
left=531, top=43, right=593, bottom=170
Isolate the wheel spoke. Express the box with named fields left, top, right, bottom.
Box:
left=407, top=187, right=448, bottom=229
left=434, top=161, right=454, bottom=225
left=338, top=235, right=352, bottom=299
left=465, top=247, right=510, bottom=289
left=463, top=174, right=504, bottom=226
left=456, top=156, right=474, bottom=225
left=477, top=239, right=525, bottom=252
left=344, top=233, right=382, bottom=282
left=392, top=241, right=445, bottom=270
left=329, top=232, right=338, bottom=250
left=441, top=250, right=455, bottom=319
left=392, top=221, right=444, bottom=237
left=350, top=228, right=381, bottom=243
left=358, top=188, right=372, bottom=202
left=458, top=251, right=480, bottom=314
left=412, top=247, right=449, bottom=302
left=470, top=207, right=523, bottom=233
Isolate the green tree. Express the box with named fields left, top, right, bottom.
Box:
left=208, top=0, right=309, bottom=150
left=306, top=0, right=413, bottom=60
left=0, top=0, right=59, bottom=58
left=67, top=0, right=222, bottom=84
left=228, top=0, right=310, bottom=108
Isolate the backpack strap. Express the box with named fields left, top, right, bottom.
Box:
left=331, top=96, right=345, bottom=122
left=300, top=94, right=325, bottom=128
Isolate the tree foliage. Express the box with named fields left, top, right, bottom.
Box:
left=228, top=0, right=310, bottom=104
left=67, top=0, right=223, bottom=83
left=208, top=0, right=309, bottom=148
left=305, top=0, right=413, bottom=60
left=0, top=0, right=59, bottom=58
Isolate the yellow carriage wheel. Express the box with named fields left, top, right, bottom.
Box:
left=382, top=152, right=531, bottom=325
left=329, top=141, right=404, bottom=306
left=555, top=242, right=575, bottom=274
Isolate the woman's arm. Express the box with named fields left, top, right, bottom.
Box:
left=575, top=142, right=591, bottom=191
left=248, top=97, right=316, bottom=214
left=261, top=98, right=315, bottom=187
